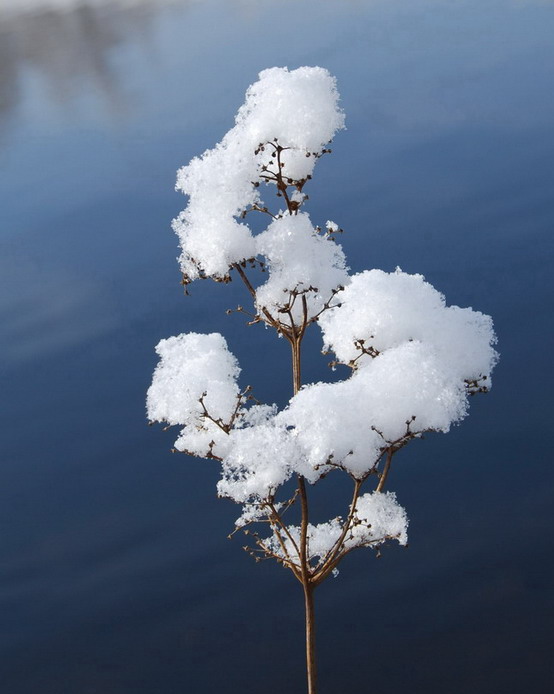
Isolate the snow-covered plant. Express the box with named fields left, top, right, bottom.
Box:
left=147, top=66, right=498, bottom=694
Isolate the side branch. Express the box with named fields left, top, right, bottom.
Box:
left=231, top=262, right=285, bottom=336
left=266, top=500, right=303, bottom=582
left=313, top=478, right=362, bottom=585
left=232, top=262, right=257, bottom=299
left=376, top=449, right=394, bottom=493
left=298, top=475, right=312, bottom=585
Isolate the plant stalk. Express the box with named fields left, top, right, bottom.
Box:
left=291, top=334, right=317, bottom=694
left=303, top=581, right=317, bottom=694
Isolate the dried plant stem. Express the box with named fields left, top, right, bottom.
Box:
left=231, top=261, right=320, bottom=692
left=376, top=448, right=393, bottom=493
left=303, top=580, right=317, bottom=694
left=314, top=478, right=363, bottom=586
left=290, top=331, right=317, bottom=694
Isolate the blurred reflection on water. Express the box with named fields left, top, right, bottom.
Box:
left=3, top=0, right=554, bottom=134
left=0, top=0, right=190, bottom=127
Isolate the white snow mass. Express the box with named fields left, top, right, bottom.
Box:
left=255, top=212, right=348, bottom=325
left=147, top=332, right=241, bottom=458
left=148, top=66, right=498, bottom=578
left=319, top=268, right=498, bottom=381
left=173, top=66, right=344, bottom=282
left=262, top=491, right=408, bottom=565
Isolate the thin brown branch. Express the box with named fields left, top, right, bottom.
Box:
left=243, top=203, right=279, bottom=220
left=231, top=262, right=288, bottom=337
left=227, top=387, right=248, bottom=430
left=285, top=306, right=298, bottom=336
left=264, top=504, right=302, bottom=582
left=171, top=445, right=223, bottom=463
left=275, top=145, right=295, bottom=214
left=376, top=448, right=394, bottom=493
left=299, top=294, right=309, bottom=341
left=266, top=500, right=302, bottom=570
left=232, top=262, right=257, bottom=300
left=309, top=285, right=344, bottom=324
left=198, top=395, right=229, bottom=433
left=313, top=478, right=362, bottom=585
left=244, top=536, right=292, bottom=568
left=316, top=533, right=402, bottom=578
left=298, top=475, right=312, bottom=584
left=279, top=488, right=300, bottom=516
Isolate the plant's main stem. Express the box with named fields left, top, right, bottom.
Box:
left=291, top=336, right=317, bottom=694
left=291, top=336, right=302, bottom=397
left=303, top=580, right=317, bottom=694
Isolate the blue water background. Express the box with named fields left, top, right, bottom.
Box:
left=1, top=1, right=553, bottom=692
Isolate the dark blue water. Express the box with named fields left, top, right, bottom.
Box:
left=1, top=1, right=553, bottom=692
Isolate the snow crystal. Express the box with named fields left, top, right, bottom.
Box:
left=234, top=501, right=278, bottom=529
left=351, top=341, right=468, bottom=440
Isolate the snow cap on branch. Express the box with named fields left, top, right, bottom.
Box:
left=236, top=66, right=345, bottom=180
left=319, top=269, right=498, bottom=382
left=262, top=491, right=408, bottom=565
left=147, top=332, right=241, bottom=457
left=217, top=419, right=304, bottom=503
left=255, top=212, right=349, bottom=325
left=173, top=66, right=345, bottom=282
left=275, top=269, right=497, bottom=480
left=279, top=341, right=468, bottom=479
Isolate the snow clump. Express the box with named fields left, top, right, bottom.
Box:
left=262, top=491, right=408, bottom=564
left=173, top=66, right=344, bottom=282
left=146, top=332, right=241, bottom=459
left=319, top=268, right=498, bottom=381
left=255, top=212, right=348, bottom=325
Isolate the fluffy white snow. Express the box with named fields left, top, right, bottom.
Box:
left=173, top=66, right=344, bottom=282
left=278, top=340, right=470, bottom=479
left=146, top=332, right=241, bottom=458
left=262, top=491, right=408, bottom=565
left=255, top=212, right=348, bottom=325
left=217, top=421, right=303, bottom=503
left=148, top=66, right=498, bottom=571
left=319, top=268, right=498, bottom=381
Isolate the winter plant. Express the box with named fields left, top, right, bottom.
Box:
left=147, top=67, right=498, bottom=694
